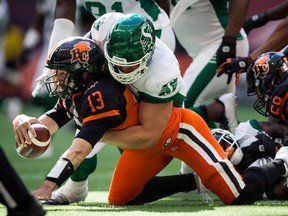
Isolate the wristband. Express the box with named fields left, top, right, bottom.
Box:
left=253, top=12, right=268, bottom=24
left=222, top=36, right=236, bottom=44
left=46, top=158, right=74, bottom=187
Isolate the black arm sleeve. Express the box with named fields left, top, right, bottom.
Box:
left=45, top=103, right=72, bottom=128
left=75, top=122, right=110, bottom=147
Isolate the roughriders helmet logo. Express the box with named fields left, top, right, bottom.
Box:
left=140, top=22, right=153, bottom=53
left=70, top=41, right=91, bottom=64
left=252, top=55, right=270, bottom=78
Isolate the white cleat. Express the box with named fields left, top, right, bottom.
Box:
left=216, top=93, right=238, bottom=134
left=43, top=179, right=88, bottom=205
left=275, top=146, right=288, bottom=177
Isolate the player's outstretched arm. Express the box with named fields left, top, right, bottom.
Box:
left=31, top=137, right=93, bottom=200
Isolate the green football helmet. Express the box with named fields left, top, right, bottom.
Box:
left=104, top=13, right=156, bottom=84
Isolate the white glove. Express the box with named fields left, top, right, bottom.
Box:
left=31, top=68, right=50, bottom=97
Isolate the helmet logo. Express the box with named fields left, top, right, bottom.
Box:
left=159, top=78, right=177, bottom=96
left=253, top=55, right=270, bottom=78
left=140, top=22, right=153, bottom=52
left=70, top=41, right=91, bottom=64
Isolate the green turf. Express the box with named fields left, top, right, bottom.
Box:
left=0, top=102, right=286, bottom=216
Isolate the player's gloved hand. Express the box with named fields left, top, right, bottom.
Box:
left=216, top=36, right=236, bottom=67
left=216, top=56, right=252, bottom=85
left=246, top=132, right=280, bottom=158
left=243, top=12, right=268, bottom=34
left=31, top=68, right=50, bottom=97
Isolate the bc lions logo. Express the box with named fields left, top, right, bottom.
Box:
left=70, top=41, right=91, bottom=64
left=252, top=55, right=270, bottom=78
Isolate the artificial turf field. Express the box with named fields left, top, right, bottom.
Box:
left=1, top=102, right=288, bottom=216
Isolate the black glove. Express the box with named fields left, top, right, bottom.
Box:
left=216, top=36, right=236, bottom=67
left=216, top=56, right=251, bottom=84
left=243, top=12, right=268, bottom=34
left=245, top=133, right=279, bottom=159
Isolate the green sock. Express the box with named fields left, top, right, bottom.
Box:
left=70, top=154, right=97, bottom=182
left=117, top=147, right=123, bottom=154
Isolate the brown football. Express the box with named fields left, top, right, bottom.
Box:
left=16, top=123, right=51, bottom=159
left=272, top=178, right=288, bottom=199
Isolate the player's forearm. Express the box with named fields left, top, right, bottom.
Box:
left=60, top=138, right=93, bottom=167
left=102, top=126, right=158, bottom=149
left=266, top=0, right=288, bottom=21
left=225, top=0, right=249, bottom=37
left=54, top=0, right=76, bottom=21
left=249, top=18, right=288, bottom=60
left=44, top=138, right=92, bottom=190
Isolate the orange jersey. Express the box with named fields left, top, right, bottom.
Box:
left=109, top=107, right=245, bottom=205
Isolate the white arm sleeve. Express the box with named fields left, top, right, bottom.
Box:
left=48, top=18, right=75, bottom=53
left=32, top=18, right=74, bottom=97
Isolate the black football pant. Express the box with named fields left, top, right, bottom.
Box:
left=0, top=146, right=31, bottom=209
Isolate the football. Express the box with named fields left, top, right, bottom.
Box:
left=272, top=178, right=288, bottom=199
left=16, top=123, right=51, bottom=159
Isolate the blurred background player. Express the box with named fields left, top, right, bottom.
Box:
left=170, top=0, right=250, bottom=176
left=170, top=0, right=249, bottom=119
left=0, top=0, right=24, bottom=121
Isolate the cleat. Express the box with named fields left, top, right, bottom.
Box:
left=42, top=179, right=88, bottom=205
left=216, top=93, right=238, bottom=134
left=275, top=146, right=288, bottom=177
